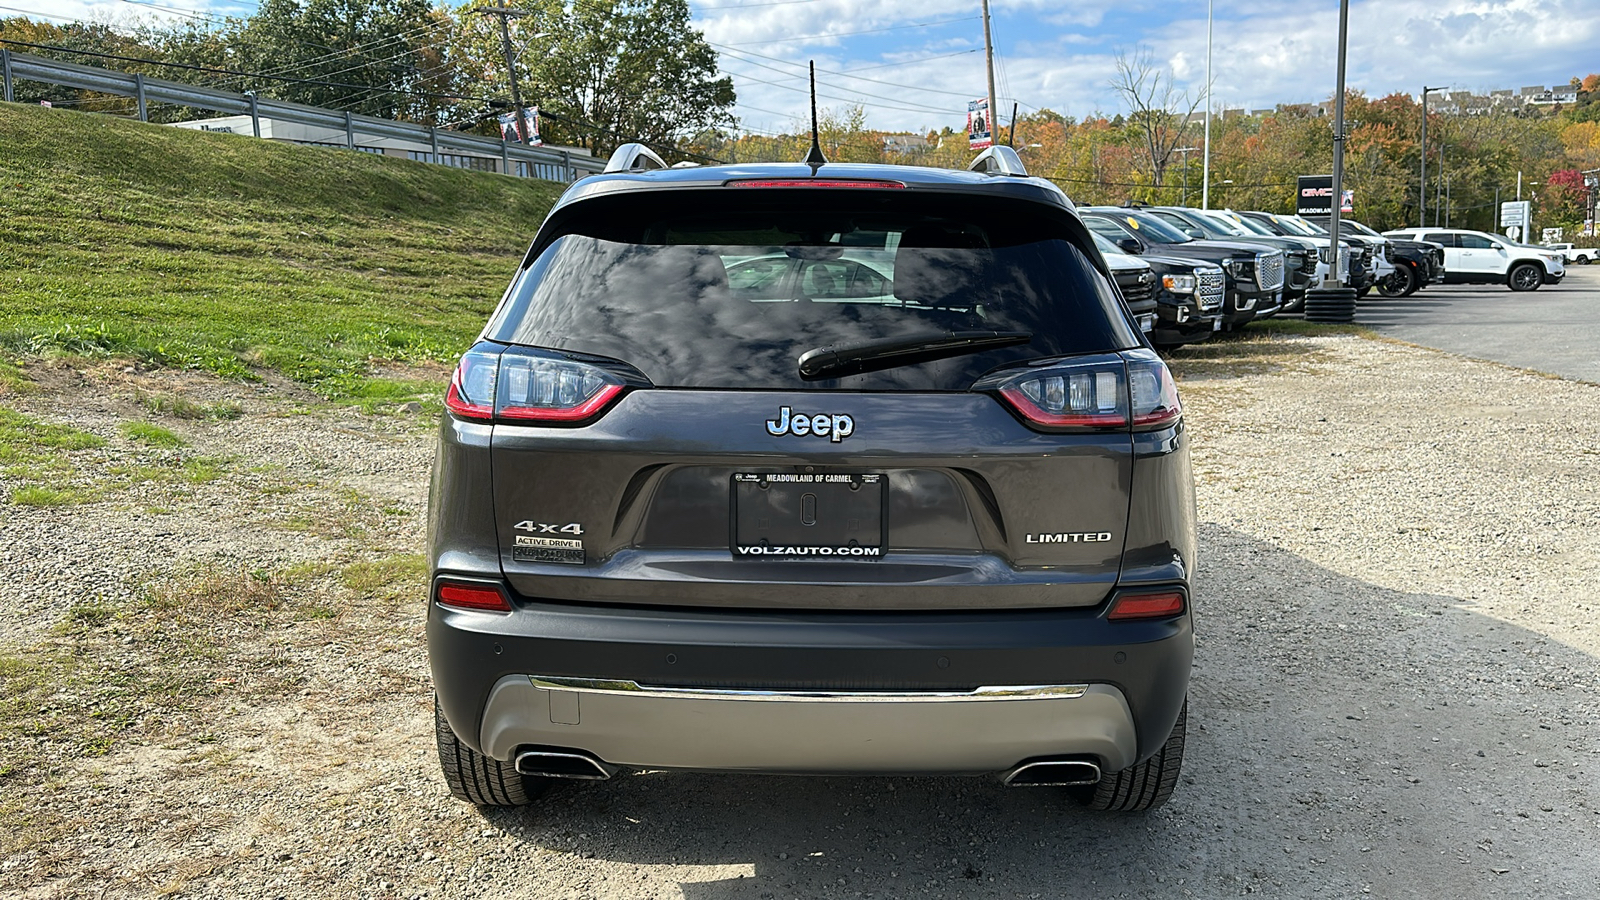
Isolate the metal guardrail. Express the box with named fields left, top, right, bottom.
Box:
left=0, top=47, right=604, bottom=183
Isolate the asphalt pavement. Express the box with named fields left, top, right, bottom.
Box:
left=1355, top=265, right=1600, bottom=383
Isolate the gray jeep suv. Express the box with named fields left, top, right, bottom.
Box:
left=427, top=145, right=1196, bottom=812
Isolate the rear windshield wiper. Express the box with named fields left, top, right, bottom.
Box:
left=798, top=330, right=1033, bottom=380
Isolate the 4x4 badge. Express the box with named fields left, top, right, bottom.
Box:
left=514, top=521, right=584, bottom=535
left=765, top=407, right=854, bottom=443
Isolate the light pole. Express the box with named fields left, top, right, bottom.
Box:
left=1305, top=0, right=1357, bottom=323
left=1419, top=85, right=1444, bottom=228
left=1175, top=146, right=1197, bottom=205
left=1201, top=0, right=1213, bottom=209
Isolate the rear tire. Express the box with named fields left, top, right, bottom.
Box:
left=1074, top=697, right=1186, bottom=812
left=1508, top=263, right=1543, bottom=292
left=435, top=696, right=551, bottom=806
left=1577, top=255, right=1589, bottom=265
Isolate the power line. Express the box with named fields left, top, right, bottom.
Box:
left=694, top=0, right=825, bottom=8
left=841, top=48, right=980, bottom=72
left=720, top=15, right=980, bottom=47
left=707, top=41, right=990, bottom=100
left=0, top=36, right=482, bottom=100
left=716, top=48, right=958, bottom=115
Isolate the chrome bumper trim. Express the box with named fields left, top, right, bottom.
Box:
left=529, top=676, right=1089, bottom=703
left=480, top=675, right=1139, bottom=774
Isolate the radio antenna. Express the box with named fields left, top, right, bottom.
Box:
left=802, top=60, right=826, bottom=169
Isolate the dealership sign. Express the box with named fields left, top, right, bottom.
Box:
left=1296, top=176, right=1353, bottom=216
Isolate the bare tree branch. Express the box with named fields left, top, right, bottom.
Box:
left=1109, top=48, right=1205, bottom=188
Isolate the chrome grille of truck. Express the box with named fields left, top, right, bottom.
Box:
left=1196, top=268, right=1225, bottom=311
left=1255, top=252, right=1285, bottom=291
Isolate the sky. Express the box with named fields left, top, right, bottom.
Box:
left=9, top=0, right=1600, bottom=136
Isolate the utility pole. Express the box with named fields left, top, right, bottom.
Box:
left=1327, top=0, right=1349, bottom=286
left=981, top=0, right=998, bottom=149
left=1419, top=86, right=1443, bottom=228
left=477, top=4, right=532, bottom=160
left=1175, top=146, right=1197, bottom=205
left=1202, top=0, right=1213, bottom=209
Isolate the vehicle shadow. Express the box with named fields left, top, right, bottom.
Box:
left=476, top=524, right=1599, bottom=899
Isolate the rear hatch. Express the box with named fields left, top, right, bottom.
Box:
left=466, top=187, right=1169, bottom=611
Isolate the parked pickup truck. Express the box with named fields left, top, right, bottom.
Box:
left=1546, top=243, right=1596, bottom=265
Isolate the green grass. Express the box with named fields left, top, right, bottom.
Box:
left=11, top=485, right=90, bottom=506
left=138, top=392, right=244, bottom=421
left=121, top=421, right=186, bottom=448
left=0, top=407, right=105, bottom=502
left=0, top=101, right=563, bottom=397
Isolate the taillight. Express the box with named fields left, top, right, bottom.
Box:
left=988, top=351, right=1181, bottom=433
left=444, top=349, right=499, bottom=421
left=436, top=581, right=511, bottom=612
left=1126, top=353, right=1181, bottom=429
left=999, top=364, right=1127, bottom=430
left=496, top=353, right=624, bottom=423
left=444, top=347, right=628, bottom=425
left=1107, top=589, right=1186, bottom=620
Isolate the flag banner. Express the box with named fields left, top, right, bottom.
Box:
left=498, top=107, right=541, bottom=146
left=967, top=98, right=991, bottom=150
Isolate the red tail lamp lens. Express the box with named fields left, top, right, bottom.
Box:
left=444, top=350, right=500, bottom=422
left=444, top=349, right=627, bottom=425
left=1127, top=357, right=1182, bottom=429
left=437, top=582, right=511, bottom=612
left=1107, top=590, right=1186, bottom=621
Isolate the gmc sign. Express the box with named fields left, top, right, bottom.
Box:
left=1296, top=175, right=1333, bottom=217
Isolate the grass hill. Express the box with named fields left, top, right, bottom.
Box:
left=0, top=101, right=564, bottom=401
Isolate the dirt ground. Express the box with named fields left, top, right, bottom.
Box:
left=1, top=334, right=1596, bottom=899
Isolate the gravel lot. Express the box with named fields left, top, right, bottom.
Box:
left=2, top=334, right=1597, bottom=899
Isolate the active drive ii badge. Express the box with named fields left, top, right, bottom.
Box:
left=513, top=534, right=585, bottom=564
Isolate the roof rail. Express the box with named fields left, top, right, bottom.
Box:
left=604, top=143, right=669, bottom=173
left=967, top=145, right=1028, bottom=177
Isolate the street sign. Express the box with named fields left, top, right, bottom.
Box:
left=1500, top=200, right=1530, bottom=227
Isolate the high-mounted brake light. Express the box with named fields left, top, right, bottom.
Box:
left=726, top=179, right=905, bottom=189
left=1107, top=589, right=1185, bottom=621
left=436, top=581, right=511, bottom=612
left=444, top=348, right=628, bottom=425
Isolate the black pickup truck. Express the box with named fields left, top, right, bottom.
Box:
left=1338, top=220, right=1445, bottom=297
left=1081, top=208, right=1285, bottom=330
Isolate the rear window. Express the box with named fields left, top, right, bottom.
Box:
left=486, top=192, right=1138, bottom=390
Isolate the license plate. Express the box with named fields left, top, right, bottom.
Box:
left=1213, top=318, right=1223, bottom=331
left=1137, top=314, right=1155, bottom=333
left=732, top=473, right=885, bottom=559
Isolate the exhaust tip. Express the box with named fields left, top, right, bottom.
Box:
left=1003, top=759, right=1102, bottom=787
left=514, top=749, right=615, bottom=781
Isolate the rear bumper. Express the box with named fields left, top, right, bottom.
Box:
left=429, top=590, right=1193, bottom=775
left=479, top=676, right=1139, bottom=774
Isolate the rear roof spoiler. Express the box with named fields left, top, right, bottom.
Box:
left=968, top=146, right=1028, bottom=177
left=604, top=143, right=669, bottom=173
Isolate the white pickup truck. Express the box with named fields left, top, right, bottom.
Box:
left=1547, top=242, right=1597, bottom=265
